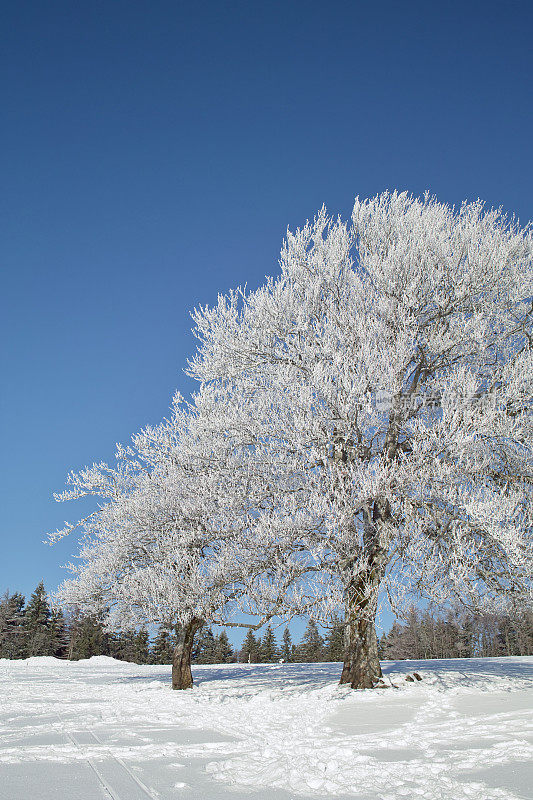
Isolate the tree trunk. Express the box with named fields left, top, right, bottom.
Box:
left=172, top=619, right=202, bottom=690
left=339, top=500, right=389, bottom=689
left=339, top=609, right=382, bottom=689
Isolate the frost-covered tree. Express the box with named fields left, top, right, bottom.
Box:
left=190, top=191, right=533, bottom=688
left=50, top=391, right=300, bottom=689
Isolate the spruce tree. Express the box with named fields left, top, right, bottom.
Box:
left=240, top=629, right=259, bottom=663
left=377, top=631, right=388, bottom=660
left=69, top=613, right=109, bottom=660
left=134, top=629, right=151, bottom=664
left=152, top=626, right=174, bottom=664
left=213, top=630, right=234, bottom=663
left=379, top=621, right=406, bottom=659
left=281, top=627, right=293, bottom=662
left=24, top=581, right=53, bottom=656
left=402, top=607, right=421, bottom=659
left=325, top=622, right=345, bottom=662
left=110, top=630, right=138, bottom=662
left=298, top=620, right=325, bottom=663
left=259, top=625, right=279, bottom=662
left=194, top=626, right=217, bottom=664
left=49, top=609, right=68, bottom=658
left=418, top=611, right=435, bottom=659
left=0, top=591, right=27, bottom=659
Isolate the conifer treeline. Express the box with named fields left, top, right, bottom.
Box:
left=378, top=607, right=533, bottom=660
left=0, top=583, right=67, bottom=659
left=0, top=585, right=338, bottom=665
left=2, top=585, right=531, bottom=664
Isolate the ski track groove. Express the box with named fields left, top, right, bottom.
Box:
left=54, top=710, right=122, bottom=800
left=85, top=727, right=160, bottom=800
left=52, top=703, right=160, bottom=800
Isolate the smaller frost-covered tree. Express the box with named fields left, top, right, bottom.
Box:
left=50, top=389, right=301, bottom=688
left=190, top=191, right=533, bottom=688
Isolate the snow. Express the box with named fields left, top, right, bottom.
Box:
left=0, top=657, right=531, bottom=799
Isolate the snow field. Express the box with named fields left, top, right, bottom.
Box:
left=0, top=656, right=531, bottom=799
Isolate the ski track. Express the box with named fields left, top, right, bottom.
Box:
left=0, top=656, right=531, bottom=799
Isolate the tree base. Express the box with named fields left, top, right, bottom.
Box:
left=171, top=620, right=202, bottom=690
left=339, top=617, right=383, bottom=690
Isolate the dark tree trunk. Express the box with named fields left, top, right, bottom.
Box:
left=339, top=610, right=382, bottom=688
left=339, top=499, right=389, bottom=689
left=172, top=619, right=202, bottom=690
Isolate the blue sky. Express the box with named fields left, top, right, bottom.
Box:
left=2, top=0, right=532, bottom=645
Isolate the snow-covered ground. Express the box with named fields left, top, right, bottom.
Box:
left=0, top=656, right=531, bottom=800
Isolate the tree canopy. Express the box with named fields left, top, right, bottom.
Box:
left=50, top=192, right=533, bottom=689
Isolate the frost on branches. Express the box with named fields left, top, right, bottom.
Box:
left=190, top=192, right=533, bottom=689
left=50, top=391, right=303, bottom=688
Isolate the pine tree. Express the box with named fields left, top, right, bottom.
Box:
left=151, top=626, right=174, bottom=664
left=0, top=591, right=27, bottom=659
left=325, top=622, right=345, bottom=662
left=49, top=609, right=68, bottom=658
left=418, top=611, right=435, bottom=659
left=133, top=628, right=151, bottom=664
left=402, top=607, right=422, bottom=660
left=213, top=630, right=234, bottom=663
left=259, top=625, right=279, bottom=662
left=68, top=613, right=109, bottom=660
left=378, top=622, right=407, bottom=659
left=240, top=629, right=259, bottom=663
left=109, top=630, right=138, bottom=662
left=194, top=626, right=217, bottom=664
left=377, top=632, right=388, bottom=660
left=24, top=581, right=53, bottom=656
left=281, top=627, right=293, bottom=662
left=297, top=620, right=325, bottom=663
left=514, top=610, right=533, bottom=656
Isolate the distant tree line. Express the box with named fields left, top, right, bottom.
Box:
left=0, top=583, right=153, bottom=663
left=378, top=607, right=533, bottom=660
left=239, top=621, right=344, bottom=664
left=0, top=583, right=343, bottom=664
left=2, top=585, right=531, bottom=665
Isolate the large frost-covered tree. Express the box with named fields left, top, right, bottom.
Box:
left=51, top=390, right=304, bottom=688
left=190, top=191, right=533, bottom=688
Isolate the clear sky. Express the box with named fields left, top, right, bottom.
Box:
left=2, top=0, right=532, bottom=643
